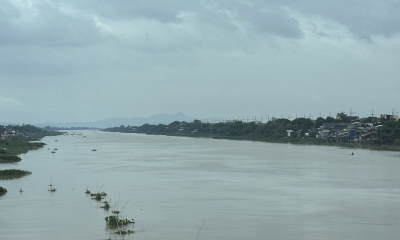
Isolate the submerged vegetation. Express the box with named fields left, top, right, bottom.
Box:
left=85, top=186, right=136, bottom=236
left=0, top=169, right=32, bottom=180
left=105, top=215, right=135, bottom=227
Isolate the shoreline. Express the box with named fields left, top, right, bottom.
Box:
left=0, top=132, right=62, bottom=196
left=135, top=132, right=400, bottom=152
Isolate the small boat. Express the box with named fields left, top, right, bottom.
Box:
left=51, top=151, right=56, bottom=153
left=91, top=149, right=97, bottom=151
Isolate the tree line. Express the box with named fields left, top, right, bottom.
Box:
left=103, top=112, right=400, bottom=146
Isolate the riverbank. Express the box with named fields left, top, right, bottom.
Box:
left=144, top=132, right=400, bottom=152
left=0, top=131, right=62, bottom=196
left=0, top=169, right=32, bottom=180
left=0, top=137, right=45, bottom=163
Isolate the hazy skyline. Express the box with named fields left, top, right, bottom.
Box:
left=1, top=0, right=399, bottom=124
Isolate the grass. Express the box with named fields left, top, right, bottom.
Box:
left=0, top=169, right=32, bottom=180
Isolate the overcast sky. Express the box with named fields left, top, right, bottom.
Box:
left=1, top=0, right=399, bottom=124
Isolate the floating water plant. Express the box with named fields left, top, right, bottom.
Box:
left=105, top=215, right=134, bottom=227
left=100, top=203, right=110, bottom=209
left=0, top=186, right=7, bottom=196
left=90, top=192, right=104, bottom=201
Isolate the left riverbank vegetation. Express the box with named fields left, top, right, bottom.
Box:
left=0, top=169, right=32, bottom=180
left=0, top=124, right=61, bottom=196
left=103, top=112, right=400, bottom=151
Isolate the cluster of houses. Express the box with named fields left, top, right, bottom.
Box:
left=0, top=126, right=31, bottom=139
left=315, top=114, right=398, bottom=142
left=316, top=122, right=377, bottom=142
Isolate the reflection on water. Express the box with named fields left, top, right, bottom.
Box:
left=1, top=130, right=400, bottom=240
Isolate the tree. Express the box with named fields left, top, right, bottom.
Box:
left=315, top=117, right=325, bottom=127
left=325, top=116, right=335, bottom=123
left=336, top=112, right=351, bottom=123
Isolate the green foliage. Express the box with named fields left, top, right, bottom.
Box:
left=315, top=117, right=325, bottom=127
left=362, top=117, right=378, bottom=123
left=336, top=112, right=351, bottom=123
left=0, top=169, right=32, bottom=180
left=0, top=139, right=45, bottom=156
left=325, top=116, right=335, bottom=123
left=0, top=155, right=21, bottom=163
left=0, top=186, right=7, bottom=196
left=105, top=215, right=134, bottom=226
left=101, top=113, right=400, bottom=150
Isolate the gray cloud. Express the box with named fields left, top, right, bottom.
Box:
left=285, top=0, right=400, bottom=41
left=0, top=1, right=104, bottom=47
left=1, top=0, right=399, bottom=123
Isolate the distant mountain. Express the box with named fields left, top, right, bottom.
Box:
left=34, top=112, right=195, bottom=129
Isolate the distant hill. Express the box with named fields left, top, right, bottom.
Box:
left=34, top=112, right=195, bottom=129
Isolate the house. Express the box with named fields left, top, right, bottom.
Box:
left=381, top=114, right=399, bottom=121
left=317, top=129, right=331, bottom=139
left=322, top=123, right=334, bottom=129
left=350, top=116, right=360, bottom=122
left=286, top=130, right=293, bottom=137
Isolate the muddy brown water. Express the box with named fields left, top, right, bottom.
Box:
left=1, top=130, right=400, bottom=240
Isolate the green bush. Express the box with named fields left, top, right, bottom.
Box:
left=0, top=186, right=7, bottom=196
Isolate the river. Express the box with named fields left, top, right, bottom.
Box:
left=1, top=130, right=400, bottom=240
